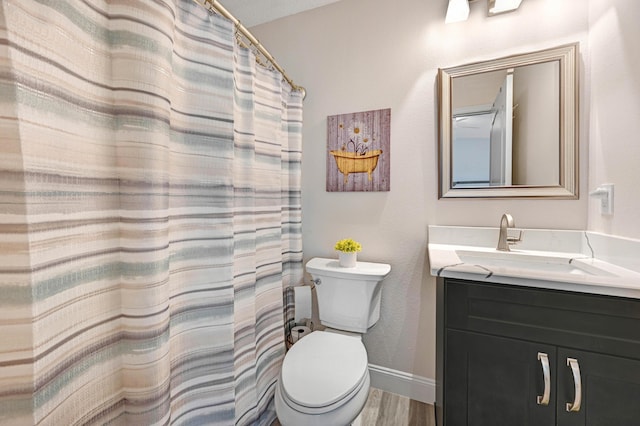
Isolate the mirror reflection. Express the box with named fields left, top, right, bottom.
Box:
left=438, top=43, right=578, bottom=198
left=452, top=61, right=559, bottom=188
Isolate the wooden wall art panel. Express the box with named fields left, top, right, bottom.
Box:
left=326, top=108, right=391, bottom=192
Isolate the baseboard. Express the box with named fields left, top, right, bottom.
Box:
left=368, top=363, right=435, bottom=404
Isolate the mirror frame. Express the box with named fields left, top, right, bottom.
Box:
left=438, top=43, right=579, bottom=198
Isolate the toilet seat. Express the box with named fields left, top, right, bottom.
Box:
left=280, top=331, right=368, bottom=413
left=275, top=368, right=370, bottom=426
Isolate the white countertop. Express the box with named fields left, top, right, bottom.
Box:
left=428, top=226, right=640, bottom=299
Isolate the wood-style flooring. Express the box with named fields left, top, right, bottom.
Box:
left=272, top=387, right=436, bottom=426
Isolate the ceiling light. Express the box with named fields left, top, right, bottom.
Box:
left=487, top=0, right=523, bottom=16
left=445, top=0, right=470, bottom=24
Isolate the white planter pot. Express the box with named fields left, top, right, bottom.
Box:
left=338, top=251, right=357, bottom=268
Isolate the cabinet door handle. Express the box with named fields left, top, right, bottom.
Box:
left=537, top=352, right=551, bottom=406
left=566, top=357, right=582, bottom=412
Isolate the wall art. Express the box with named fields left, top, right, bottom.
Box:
left=326, top=108, right=390, bottom=192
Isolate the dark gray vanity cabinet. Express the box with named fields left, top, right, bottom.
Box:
left=436, top=278, right=640, bottom=426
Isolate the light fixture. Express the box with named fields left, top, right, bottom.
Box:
left=445, top=0, right=470, bottom=24
left=487, top=0, right=523, bottom=16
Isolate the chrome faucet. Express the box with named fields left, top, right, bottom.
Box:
left=497, top=213, right=521, bottom=251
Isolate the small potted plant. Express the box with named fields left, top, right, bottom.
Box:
left=334, top=238, right=362, bottom=268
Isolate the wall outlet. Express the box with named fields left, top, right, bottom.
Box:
left=589, top=183, right=614, bottom=215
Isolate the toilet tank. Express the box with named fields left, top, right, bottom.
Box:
left=306, top=257, right=391, bottom=333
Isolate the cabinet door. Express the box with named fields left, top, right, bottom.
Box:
left=445, top=329, right=556, bottom=426
left=557, top=348, right=640, bottom=426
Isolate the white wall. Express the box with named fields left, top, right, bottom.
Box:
left=513, top=61, right=560, bottom=185
left=588, top=0, right=640, bottom=238
left=252, top=0, right=590, bottom=385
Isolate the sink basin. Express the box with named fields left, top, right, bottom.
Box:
left=455, top=249, right=615, bottom=277
left=428, top=226, right=640, bottom=295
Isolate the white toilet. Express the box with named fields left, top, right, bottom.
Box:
left=275, top=257, right=391, bottom=426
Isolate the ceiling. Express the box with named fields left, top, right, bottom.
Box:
left=220, top=0, right=343, bottom=27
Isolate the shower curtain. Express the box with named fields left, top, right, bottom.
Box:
left=0, top=1, right=303, bottom=424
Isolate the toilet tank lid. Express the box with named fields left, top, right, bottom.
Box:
left=306, top=257, right=391, bottom=280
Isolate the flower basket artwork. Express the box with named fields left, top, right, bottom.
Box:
left=334, top=238, right=362, bottom=268
left=327, top=108, right=390, bottom=192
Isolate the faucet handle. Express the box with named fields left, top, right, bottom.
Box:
left=506, top=229, right=523, bottom=245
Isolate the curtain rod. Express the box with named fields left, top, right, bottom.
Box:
left=195, top=0, right=307, bottom=99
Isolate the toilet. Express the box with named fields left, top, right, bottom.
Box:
left=275, top=257, right=391, bottom=426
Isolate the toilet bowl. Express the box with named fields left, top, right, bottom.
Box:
left=275, top=331, right=370, bottom=426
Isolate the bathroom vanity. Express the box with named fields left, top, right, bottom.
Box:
left=428, top=225, right=640, bottom=426
left=437, top=277, right=640, bottom=426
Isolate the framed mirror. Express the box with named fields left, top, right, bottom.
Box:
left=438, top=43, right=579, bottom=198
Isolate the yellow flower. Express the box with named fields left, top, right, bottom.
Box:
left=334, top=238, right=362, bottom=253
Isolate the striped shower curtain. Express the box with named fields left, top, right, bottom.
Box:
left=0, top=1, right=303, bottom=425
